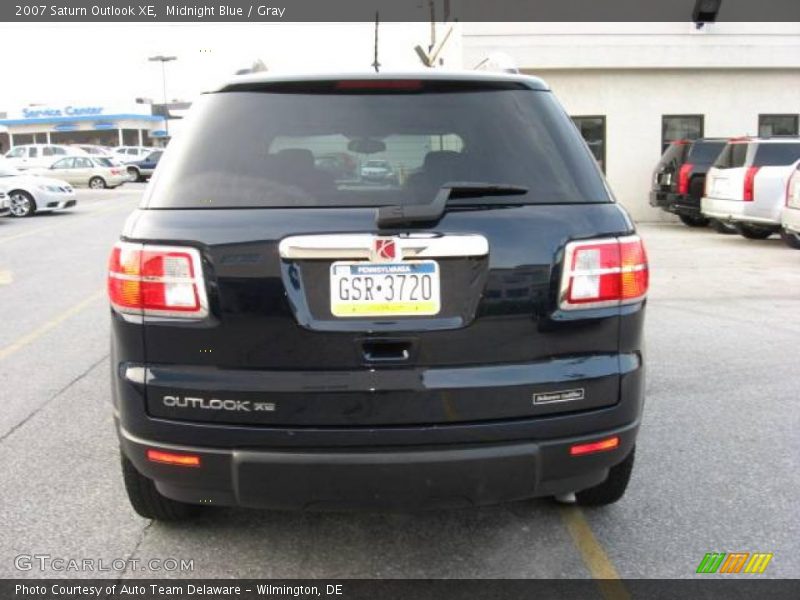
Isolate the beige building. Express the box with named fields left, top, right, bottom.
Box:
left=462, top=23, right=800, bottom=221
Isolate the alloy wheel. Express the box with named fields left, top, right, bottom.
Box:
left=9, top=192, right=32, bottom=217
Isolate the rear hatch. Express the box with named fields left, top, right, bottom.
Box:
left=127, top=77, right=635, bottom=427
left=683, top=140, right=727, bottom=200
left=652, top=141, right=689, bottom=192
left=706, top=141, right=751, bottom=200
left=749, top=142, right=800, bottom=218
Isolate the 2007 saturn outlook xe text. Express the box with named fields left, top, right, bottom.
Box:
left=108, top=71, right=648, bottom=520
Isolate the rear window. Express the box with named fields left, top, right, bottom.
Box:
left=687, top=141, right=726, bottom=165
left=752, top=143, right=800, bottom=167
left=95, top=157, right=113, bottom=167
left=655, top=142, right=688, bottom=170
left=144, top=84, right=610, bottom=209
left=713, top=143, right=749, bottom=169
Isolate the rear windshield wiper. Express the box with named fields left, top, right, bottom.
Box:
left=376, top=182, right=529, bottom=228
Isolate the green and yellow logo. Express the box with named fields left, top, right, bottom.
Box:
left=696, top=552, right=773, bottom=574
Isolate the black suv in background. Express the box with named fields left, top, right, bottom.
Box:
left=109, top=72, right=648, bottom=520
left=650, top=138, right=731, bottom=231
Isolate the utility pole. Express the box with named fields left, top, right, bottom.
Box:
left=148, top=55, right=177, bottom=138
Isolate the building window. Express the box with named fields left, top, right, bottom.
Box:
left=759, top=114, right=799, bottom=137
left=662, top=115, right=704, bottom=152
left=572, top=116, right=606, bottom=173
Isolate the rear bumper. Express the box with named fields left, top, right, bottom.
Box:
left=701, top=196, right=781, bottom=227
left=649, top=191, right=701, bottom=217
left=649, top=190, right=672, bottom=209
left=113, top=350, right=644, bottom=509
left=107, top=176, right=129, bottom=187
left=119, top=420, right=639, bottom=510
left=782, top=207, right=800, bottom=233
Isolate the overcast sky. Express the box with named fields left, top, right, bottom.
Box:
left=0, top=23, right=460, bottom=111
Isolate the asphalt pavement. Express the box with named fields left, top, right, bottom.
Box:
left=0, top=186, right=797, bottom=581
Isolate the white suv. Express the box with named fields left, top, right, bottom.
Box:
left=3, top=144, right=86, bottom=171
left=702, top=138, right=800, bottom=239
left=781, top=160, right=800, bottom=249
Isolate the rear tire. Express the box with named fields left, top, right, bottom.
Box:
left=574, top=446, right=635, bottom=507
left=678, top=214, right=709, bottom=228
left=709, top=219, right=737, bottom=235
left=121, top=453, right=200, bottom=521
left=736, top=223, right=774, bottom=240
left=127, top=167, right=142, bottom=182
left=781, top=229, right=800, bottom=249
left=89, top=176, right=107, bottom=189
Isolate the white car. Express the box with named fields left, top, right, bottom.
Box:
left=3, top=144, right=86, bottom=171
left=702, top=137, right=800, bottom=239
left=0, top=162, right=77, bottom=217
left=780, top=159, right=800, bottom=249
left=30, top=155, right=129, bottom=189
left=360, top=159, right=395, bottom=184
left=0, top=189, right=9, bottom=217
left=111, top=146, right=156, bottom=164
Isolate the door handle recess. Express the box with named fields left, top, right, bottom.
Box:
left=362, top=341, right=412, bottom=363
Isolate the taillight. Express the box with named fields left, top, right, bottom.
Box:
left=678, top=163, right=694, bottom=194
left=743, top=166, right=760, bottom=202
left=787, top=170, right=800, bottom=208
left=107, top=242, right=208, bottom=318
left=336, top=80, right=422, bottom=90
left=560, top=235, right=648, bottom=311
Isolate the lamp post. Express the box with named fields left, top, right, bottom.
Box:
left=148, top=55, right=177, bottom=138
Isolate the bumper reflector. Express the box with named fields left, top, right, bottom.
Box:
left=569, top=436, right=620, bottom=457
left=146, top=449, right=201, bottom=467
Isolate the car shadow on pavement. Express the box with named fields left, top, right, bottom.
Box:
left=139, top=499, right=581, bottom=578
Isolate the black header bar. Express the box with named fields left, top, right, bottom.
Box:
left=3, top=0, right=800, bottom=23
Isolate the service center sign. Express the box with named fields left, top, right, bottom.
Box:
left=10, top=105, right=153, bottom=120
left=20, top=106, right=104, bottom=119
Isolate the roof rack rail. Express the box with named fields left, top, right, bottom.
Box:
left=473, top=52, right=519, bottom=74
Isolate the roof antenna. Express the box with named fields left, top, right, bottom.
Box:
left=372, top=11, right=381, bottom=73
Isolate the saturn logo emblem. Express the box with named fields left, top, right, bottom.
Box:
left=372, top=238, right=398, bottom=262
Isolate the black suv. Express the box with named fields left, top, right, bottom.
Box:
left=650, top=138, right=728, bottom=229
left=109, top=72, right=648, bottom=519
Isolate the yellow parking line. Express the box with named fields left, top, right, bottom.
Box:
left=0, top=203, right=131, bottom=246
left=0, top=289, right=105, bottom=361
left=560, top=505, right=631, bottom=600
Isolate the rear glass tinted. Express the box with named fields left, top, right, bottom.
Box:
left=95, top=158, right=113, bottom=167
left=655, top=143, right=688, bottom=170
left=144, top=86, right=610, bottom=208
left=713, top=143, right=749, bottom=169
left=687, top=141, right=726, bottom=165
left=753, top=143, right=800, bottom=167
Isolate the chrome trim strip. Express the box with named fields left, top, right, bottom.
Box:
left=279, top=233, right=489, bottom=259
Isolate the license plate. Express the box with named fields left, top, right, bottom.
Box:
left=712, top=178, right=729, bottom=196
left=330, top=261, right=440, bottom=317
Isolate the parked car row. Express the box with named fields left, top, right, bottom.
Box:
left=2, top=143, right=161, bottom=170
left=651, top=136, right=800, bottom=248
left=0, top=162, right=77, bottom=217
